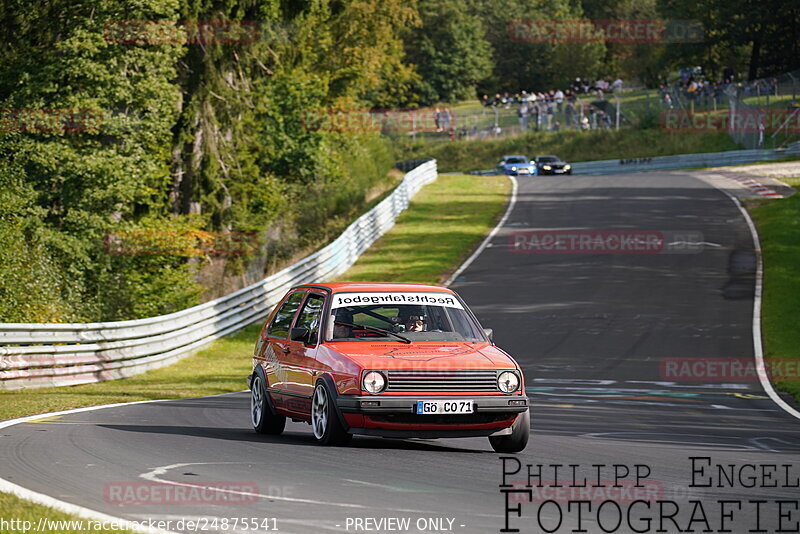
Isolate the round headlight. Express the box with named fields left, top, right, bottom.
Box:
left=498, top=371, right=520, bottom=394
left=543, top=165, right=552, bottom=170
left=363, top=371, right=386, bottom=394
left=565, top=164, right=571, bottom=170
left=510, top=166, right=517, bottom=171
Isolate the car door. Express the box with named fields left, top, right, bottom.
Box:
left=283, top=292, right=326, bottom=400
left=262, top=290, right=306, bottom=404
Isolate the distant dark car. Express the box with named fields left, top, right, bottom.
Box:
left=534, top=155, right=571, bottom=175
left=496, top=155, right=535, bottom=176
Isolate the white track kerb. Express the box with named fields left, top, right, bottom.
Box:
left=723, top=191, right=800, bottom=421
left=1, top=167, right=798, bottom=532
left=444, top=175, right=518, bottom=287
left=446, top=172, right=800, bottom=422
left=0, top=399, right=186, bottom=534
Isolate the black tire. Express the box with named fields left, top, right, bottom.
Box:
left=489, top=408, right=530, bottom=453
left=567, top=170, right=572, bottom=175
left=251, top=374, right=286, bottom=435
left=311, top=381, right=352, bottom=446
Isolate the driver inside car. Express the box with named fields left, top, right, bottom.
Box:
left=332, top=310, right=354, bottom=338
left=405, top=314, right=426, bottom=332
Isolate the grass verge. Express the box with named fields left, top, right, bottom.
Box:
left=749, top=177, right=800, bottom=402
left=0, top=324, right=259, bottom=421
left=0, top=324, right=257, bottom=532
left=0, top=173, right=510, bottom=528
left=399, top=128, right=738, bottom=173
left=335, top=174, right=510, bottom=284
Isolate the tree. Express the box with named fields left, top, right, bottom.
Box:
left=404, top=0, right=493, bottom=105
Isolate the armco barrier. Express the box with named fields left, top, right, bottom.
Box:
left=0, top=160, right=438, bottom=390
left=571, top=146, right=800, bottom=175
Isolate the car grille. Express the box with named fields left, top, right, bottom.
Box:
left=370, top=413, right=512, bottom=425
left=385, top=370, right=499, bottom=392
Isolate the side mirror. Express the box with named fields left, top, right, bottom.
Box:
left=483, top=328, right=494, bottom=343
left=290, top=327, right=310, bottom=344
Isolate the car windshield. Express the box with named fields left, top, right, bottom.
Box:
left=326, top=292, right=485, bottom=342
left=537, top=156, right=559, bottom=163
left=505, top=157, right=528, bottom=164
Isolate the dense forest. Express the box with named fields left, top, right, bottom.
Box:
left=0, top=0, right=796, bottom=322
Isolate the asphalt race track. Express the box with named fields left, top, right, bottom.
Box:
left=2, top=170, right=800, bottom=534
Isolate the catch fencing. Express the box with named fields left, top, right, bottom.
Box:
left=0, top=160, right=438, bottom=390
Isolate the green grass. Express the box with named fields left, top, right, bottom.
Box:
left=0, top=172, right=510, bottom=528
left=336, top=174, right=510, bottom=284
left=0, top=324, right=258, bottom=531
left=749, top=180, right=800, bottom=401
left=0, top=324, right=259, bottom=421
left=0, top=493, right=137, bottom=534
left=399, top=128, right=738, bottom=173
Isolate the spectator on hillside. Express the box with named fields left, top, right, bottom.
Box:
left=565, top=101, right=576, bottom=128
left=440, top=108, right=452, bottom=130
left=611, top=78, right=623, bottom=92
left=723, top=66, right=734, bottom=84
left=517, top=103, right=529, bottom=130
left=555, top=89, right=564, bottom=112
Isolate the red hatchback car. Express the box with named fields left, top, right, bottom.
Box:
left=248, top=282, right=529, bottom=452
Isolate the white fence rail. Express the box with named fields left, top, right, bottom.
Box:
left=571, top=145, right=800, bottom=175
left=0, top=160, right=438, bottom=390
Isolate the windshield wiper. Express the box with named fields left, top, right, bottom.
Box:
left=334, top=321, right=411, bottom=344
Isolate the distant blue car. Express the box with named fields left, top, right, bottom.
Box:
left=496, top=155, right=535, bottom=176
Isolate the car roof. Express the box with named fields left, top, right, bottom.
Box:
left=503, top=155, right=528, bottom=159
left=296, top=282, right=455, bottom=294
left=536, top=154, right=560, bottom=159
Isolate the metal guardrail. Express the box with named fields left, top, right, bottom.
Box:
left=571, top=146, right=800, bottom=175
left=468, top=146, right=800, bottom=177
left=0, top=160, right=438, bottom=390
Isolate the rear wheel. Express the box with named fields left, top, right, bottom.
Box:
left=489, top=408, right=529, bottom=453
left=311, top=382, right=351, bottom=446
left=251, top=374, right=286, bottom=435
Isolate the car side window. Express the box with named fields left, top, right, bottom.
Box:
left=267, top=291, right=306, bottom=339
left=295, top=294, right=325, bottom=345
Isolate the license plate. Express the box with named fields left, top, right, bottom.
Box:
left=415, top=400, right=473, bottom=415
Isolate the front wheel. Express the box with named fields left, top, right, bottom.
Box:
left=311, top=382, right=352, bottom=446
left=251, top=374, right=286, bottom=435
left=489, top=408, right=530, bottom=453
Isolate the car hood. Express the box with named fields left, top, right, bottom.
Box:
left=324, top=341, right=517, bottom=370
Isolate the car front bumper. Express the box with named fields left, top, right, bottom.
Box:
left=337, top=394, right=528, bottom=414
left=336, top=395, right=529, bottom=438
